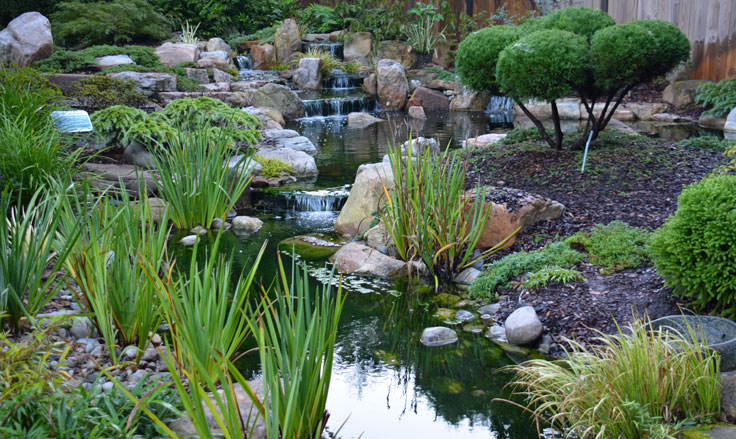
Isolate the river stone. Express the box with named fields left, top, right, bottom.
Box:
left=95, top=54, right=135, bottom=68
left=347, top=112, right=384, bottom=128
left=0, top=12, right=53, bottom=67
left=376, top=59, right=409, bottom=110
left=343, top=32, right=372, bottom=64
left=335, top=161, right=394, bottom=237
left=331, top=242, right=406, bottom=278
left=463, top=133, right=507, bottom=149
left=252, top=83, right=305, bottom=120
left=454, top=267, right=480, bottom=286
left=179, top=235, right=199, bottom=246
left=420, top=327, right=458, bottom=347
left=272, top=136, right=317, bottom=155
left=231, top=216, right=263, bottom=234
left=724, top=107, right=736, bottom=133
left=408, top=105, right=426, bottom=119
left=279, top=235, right=342, bottom=260
left=454, top=310, right=475, bottom=322
left=108, top=71, right=177, bottom=95
left=363, top=73, right=377, bottom=95
left=70, top=317, right=92, bottom=339
left=255, top=147, right=317, bottom=177
left=251, top=44, right=275, bottom=70
left=293, top=57, right=322, bottom=91
left=274, top=19, right=301, bottom=64
left=170, top=379, right=266, bottom=439
left=155, top=42, right=199, bottom=67
left=364, top=222, right=392, bottom=250
left=662, top=80, right=704, bottom=109
left=478, top=303, right=501, bottom=315
left=504, top=306, right=543, bottom=346
left=407, top=86, right=449, bottom=110
left=206, top=37, right=232, bottom=57
left=377, top=40, right=416, bottom=70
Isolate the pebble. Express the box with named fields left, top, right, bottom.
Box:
left=102, top=381, right=114, bottom=392
left=455, top=310, right=476, bottom=322
left=179, top=235, right=200, bottom=246
left=190, top=226, right=208, bottom=236
left=122, top=345, right=139, bottom=360
left=151, top=333, right=162, bottom=345
left=141, top=347, right=159, bottom=362
left=478, top=303, right=501, bottom=315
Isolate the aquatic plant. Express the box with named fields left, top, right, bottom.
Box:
left=508, top=319, right=721, bottom=438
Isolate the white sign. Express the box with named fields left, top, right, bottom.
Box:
left=50, top=110, right=93, bottom=133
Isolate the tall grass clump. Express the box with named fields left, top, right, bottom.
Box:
left=0, top=188, right=79, bottom=332
left=381, top=142, right=514, bottom=285
left=249, top=255, right=346, bottom=439
left=151, top=125, right=255, bottom=229
left=142, top=237, right=267, bottom=439
left=508, top=319, right=721, bottom=439
left=59, top=186, right=170, bottom=364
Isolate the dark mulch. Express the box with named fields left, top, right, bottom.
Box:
left=466, top=136, right=725, bottom=353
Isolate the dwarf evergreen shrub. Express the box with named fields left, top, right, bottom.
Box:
left=649, top=175, right=736, bottom=317
left=455, top=25, right=521, bottom=94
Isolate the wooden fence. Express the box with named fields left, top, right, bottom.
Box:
left=583, top=0, right=736, bottom=81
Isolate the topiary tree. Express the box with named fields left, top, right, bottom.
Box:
left=496, top=29, right=588, bottom=149
left=456, top=7, right=690, bottom=150
left=455, top=25, right=521, bottom=94
left=649, top=175, right=736, bottom=318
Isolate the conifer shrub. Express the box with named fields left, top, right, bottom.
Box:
left=455, top=25, right=521, bottom=94
left=68, top=75, right=147, bottom=111
left=537, top=5, right=615, bottom=40
left=649, top=175, right=736, bottom=317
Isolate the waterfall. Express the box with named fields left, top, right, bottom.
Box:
left=253, top=187, right=350, bottom=212
left=302, top=95, right=376, bottom=118
left=486, top=95, right=514, bottom=124
left=302, top=41, right=344, bottom=60
left=235, top=55, right=253, bottom=71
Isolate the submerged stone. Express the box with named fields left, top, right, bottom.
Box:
left=279, top=235, right=342, bottom=260
left=420, top=326, right=458, bottom=347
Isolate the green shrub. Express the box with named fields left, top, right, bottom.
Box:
left=162, top=96, right=261, bottom=145
left=455, top=25, right=521, bottom=94
left=37, top=45, right=162, bottom=73
left=649, top=175, right=736, bottom=317
left=469, top=241, right=584, bottom=297
left=90, top=105, right=147, bottom=147
left=335, top=0, right=405, bottom=42
left=255, top=155, right=294, bottom=178
left=696, top=78, right=736, bottom=117
left=538, top=5, right=615, bottom=40
left=676, top=135, right=732, bottom=151
left=403, top=1, right=446, bottom=55
left=51, top=0, right=170, bottom=48
left=300, top=4, right=341, bottom=33
left=566, top=221, right=651, bottom=274
left=68, top=74, right=147, bottom=111
left=499, top=127, right=544, bottom=145
left=510, top=319, right=721, bottom=439
left=520, top=266, right=585, bottom=290
left=84, top=44, right=161, bottom=68
left=123, top=112, right=176, bottom=148
left=424, top=66, right=456, bottom=82
left=0, top=66, right=61, bottom=124
left=590, top=23, right=661, bottom=93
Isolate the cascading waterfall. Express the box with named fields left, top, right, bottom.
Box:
left=235, top=55, right=253, bottom=71
left=253, top=187, right=350, bottom=212
left=302, top=95, right=376, bottom=118
left=303, top=41, right=344, bottom=60
left=486, top=95, right=514, bottom=124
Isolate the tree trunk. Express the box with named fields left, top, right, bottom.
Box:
left=515, top=100, right=560, bottom=150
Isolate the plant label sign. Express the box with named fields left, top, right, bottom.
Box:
left=50, top=110, right=93, bottom=133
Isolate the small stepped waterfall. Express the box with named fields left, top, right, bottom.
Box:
left=302, top=94, right=376, bottom=118
left=252, top=187, right=350, bottom=212
left=486, top=95, right=514, bottom=124
left=303, top=41, right=344, bottom=60
left=235, top=55, right=252, bottom=71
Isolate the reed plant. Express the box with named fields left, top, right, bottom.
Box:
left=249, top=255, right=346, bottom=439
left=143, top=236, right=267, bottom=439
left=0, top=187, right=79, bottom=332
left=507, top=319, right=721, bottom=439
left=381, top=142, right=513, bottom=285
left=150, top=125, right=254, bottom=229
left=59, top=186, right=170, bottom=364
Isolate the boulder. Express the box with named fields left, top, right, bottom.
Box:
left=724, top=107, right=736, bottom=133
left=454, top=267, right=481, bottom=286
left=157, top=91, right=254, bottom=107
left=231, top=216, right=263, bottom=234
left=211, top=68, right=231, bottom=83
left=450, top=85, right=490, bottom=111
left=197, top=50, right=230, bottom=70
left=698, top=113, right=727, bottom=130
left=346, top=112, right=384, bottom=128
left=202, top=82, right=231, bottom=92
left=131, top=197, right=167, bottom=223
left=400, top=137, right=439, bottom=155
left=331, top=242, right=406, bottom=278
left=292, top=57, right=322, bottom=91
left=662, top=80, right=704, bottom=109
left=376, top=59, right=409, bottom=111
left=231, top=80, right=270, bottom=92
left=279, top=235, right=342, bottom=260
left=363, top=73, right=377, bottom=95
left=94, top=54, right=135, bottom=68
left=184, top=67, right=209, bottom=84
left=170, top=380, right=266, bottom=439
left=274, top=19, right=301, bottom=64
left=364, top=222, right=392, bottom=251
left=302, top=33, right=330, bottom=42
left=407, top=69, right=439, bottom=86
left=84, top=163, right=157, bottom=196
left=335, top=161, right=394, bottom=237
left=123, top=141, right=155, bottom=168
left=504, top=306, right=543, bottom=346
left=420, top=327, right=458, bottom=347
left=407, top=86, right=449, bottom=110
left=252, top=83, right=305, bottom=120
left=617, top=102, right=668, bottom=121
left=343, top=32, right=372, bottom=64
left=377, top=40, right=416, bottom=70
left=265, top=134, right=317, bottom=155
left=155, top=42, right=199, bottom=67
left=205, top=37, right=232, bottom=57
left=255, top=147, right=318, bottom=177
left=432, top=40, right=453, bottom=68
left=108, top=71, right=177, bottom=95
left=722, top=371, right=736, bottom=421
left=463, top=133, right=507, bottom=149
left=469, top=187, right=565, bottom=250
left=0, top=12, right=53, bottom=67
left=407, top=105, right=427, bottom=119
left=250, top=44, right=274, bottom=70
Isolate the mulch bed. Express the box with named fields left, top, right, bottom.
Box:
left=466, top=136, right=726, bottom=354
